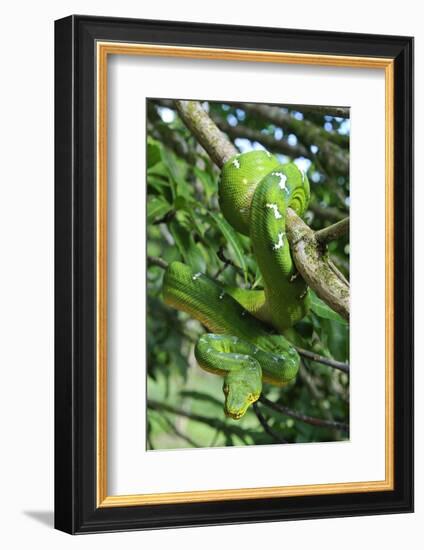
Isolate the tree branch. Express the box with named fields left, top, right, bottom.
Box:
left=315, top=217, right=349, bottom=245
left=237, top=103, right=349, bottom=174
left=328, top=258, right=350, bottom=286
left=148, top=399, right=258, bottom=439
left=259, top=395, right=348, bottom=433
left=174, top=100, right=349, bottom=320
left=147, top=255, right=169, bottom=270
left=286, top=208, right=349, bottom=320
left=253, top=402, right=288, bottom=444
left=295, top=104, right=350, bottom=119
left=161, top=414, right=200, bottom=448
left=296, top=347, right=349, bottom=374
left=175, top=100, right=236, bottom=167
left=147, top=102, right=197, bottom=164
left=308, top=202, right=347, bottom=222
left=211, top=113, right=309, bottom=159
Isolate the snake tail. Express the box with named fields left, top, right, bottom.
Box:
left=163, top=261, right=300, bottom=419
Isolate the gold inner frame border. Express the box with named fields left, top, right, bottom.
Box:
left=96, top=42, right=394, bottom=508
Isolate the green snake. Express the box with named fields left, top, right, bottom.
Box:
left=162, top=150, right=311, bottom=419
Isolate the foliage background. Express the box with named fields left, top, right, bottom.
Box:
left=146, top=99, right=350, bottom=450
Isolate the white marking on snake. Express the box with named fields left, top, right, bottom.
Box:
left=273, top=232, right=285, bottom=250
left=241, top=311, right=247, bottom=316
left=265, top=203, right=282, bottom=219
left=192, top=272, right=202, bottom=281
left=219, top=291, right=225, bottom=300
left=271, top=171, right=288, bottom=192
left=232, top=158, right=240, bottom=168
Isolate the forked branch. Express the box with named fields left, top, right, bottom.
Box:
left=175, top=100, right=350, bottom=320
left=315, top=217, right=349, bottom=245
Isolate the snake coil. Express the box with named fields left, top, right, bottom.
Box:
left=163, top=150, right=310, bottom=419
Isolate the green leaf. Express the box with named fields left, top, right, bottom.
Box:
left=207, top=211, right=248, bottom=283
left=174, top=195, right=191, bottom=211
left=169, top=216, right=206, bottom=273
left=309, top=290, right=347, bottom=325
left=147, top=137, right=162, bottom=168
left=147, top=162, right=169, bottom=179
left=147, top=196, right=172, bottom=224
left=320, top=318, right=349, bottom=363
left=193, top=166, right=217, bottom=200
left=160, top=147, right=191, bottom=199
left=147, top=174, right=170, bottom=195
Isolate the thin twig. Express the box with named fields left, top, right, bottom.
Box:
left=330, top=254, right=350, bottom=277
left=296, top=104, right=350, bottom=119
left=209, top=429, right=221, bottom=448
left=215, top=247, right=246, bottom=279
left=152, top=210, right=176, bottom=225
left=147, top=256, right=169, bottom=270
left=328, top=258, right=350, bottom=287
left=259, top=395, right=348, bottom=433
left=253, top=402, right=288, bottom=444
left=161, top=414, right=200, bottom=448
left=235, top=102, right=349, bottom=174
left=298, top=360, right=324, bottom=399
left=146, top=102, right=197, bottom=164
left=213, top=261, right=230, bottom=279
left=148, top=399, right=258, bottom=440
left=309, top=202, right=347, bottom=222
left=296, top=347, right=349, bottom=374
left=212, top=114, right=309, bottom=160
left=315, top=217, right=350, bottom=245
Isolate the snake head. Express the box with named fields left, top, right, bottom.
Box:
left=222, top=360, right=262, bottom=420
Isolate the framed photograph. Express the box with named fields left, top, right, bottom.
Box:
left=54, top=15, right=413, bottom=533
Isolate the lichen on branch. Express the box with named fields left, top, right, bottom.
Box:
left=175, top=100, right=236, bottom=167
left=285, top=209, right=349, bottom=320
left=315, top=217, right=349, bottom=245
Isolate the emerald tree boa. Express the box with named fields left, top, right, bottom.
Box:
left=163, top=150, right=311, bottom=419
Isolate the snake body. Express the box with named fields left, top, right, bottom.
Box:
left=162, top=150, right=311, bottom=419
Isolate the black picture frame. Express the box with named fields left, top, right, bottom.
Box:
left=55, top=14, right=414, bottom=534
